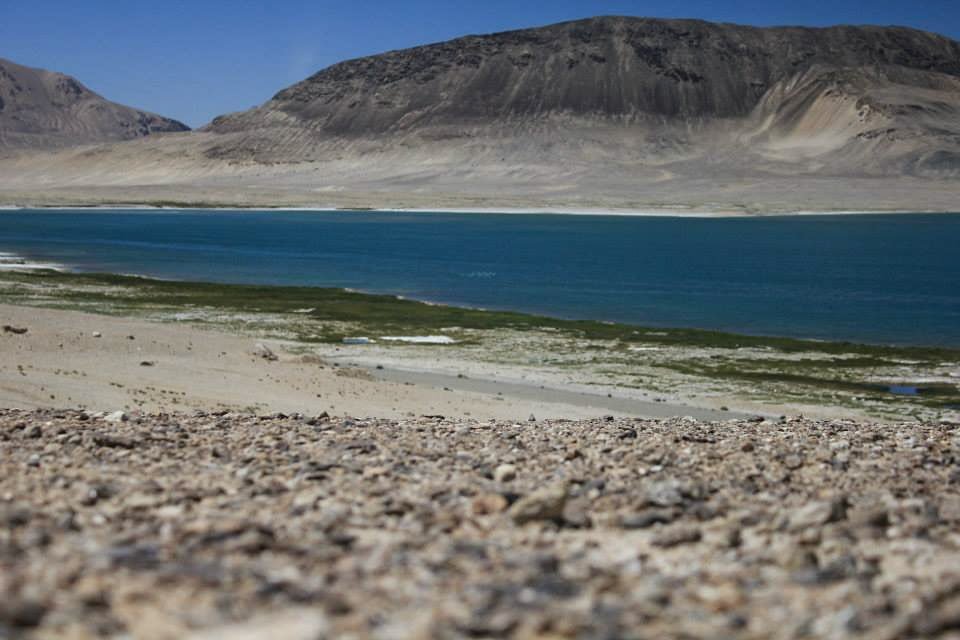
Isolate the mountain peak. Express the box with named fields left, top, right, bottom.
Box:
left=0, top=57, right=189, bottom=152
left=207, top=16, right=960, bottom=138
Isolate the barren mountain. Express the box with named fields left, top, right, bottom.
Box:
left=0, top=57, right=188, bottom=152
left=201, top=16, right=960, bottom=174
left=2, top=17, right=960, bottom=212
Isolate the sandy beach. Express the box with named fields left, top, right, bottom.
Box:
left=2, top=264, right=957, bottom=426
left=0, top=304, right=737, bottom=421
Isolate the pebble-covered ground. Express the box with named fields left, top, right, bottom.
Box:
left=2, top=409, right=960, bottom=639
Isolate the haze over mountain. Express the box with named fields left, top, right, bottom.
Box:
left=0, top=57, right=188, bottom=151
left=3, top=16, right=960, bottom=212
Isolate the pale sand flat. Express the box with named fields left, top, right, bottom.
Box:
left=0, top=304, right=735, bottom=420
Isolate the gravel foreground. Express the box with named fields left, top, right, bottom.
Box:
left=2, top=409, right=960, bottom=639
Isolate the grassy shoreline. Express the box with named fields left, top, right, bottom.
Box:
left=1, top=269, right=958, bottom=419
left=2, top=268, right=957, bottom=353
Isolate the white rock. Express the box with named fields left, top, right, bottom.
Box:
left=104, top=411, right=128, bottom=423
left=494, top=463, right=517, bottom=483
left=380, top=335, right=456, bottom=344
left=184, top=609, right=328, bottom=640
left=509, top=481, right=569, bottom=524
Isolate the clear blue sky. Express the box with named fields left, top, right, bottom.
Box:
left=3, top=1, right=958, bottom=128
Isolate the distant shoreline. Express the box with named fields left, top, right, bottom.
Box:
left=0, top=204, right=956, bottom=217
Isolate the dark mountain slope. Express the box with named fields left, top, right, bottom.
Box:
left=208, top=17, right=960, bottom=134
left=0, top=57, right=188, bottom=152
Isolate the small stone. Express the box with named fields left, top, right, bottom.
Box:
left=620, top=508, right=675, bottom=529
left=848, top=503, right=890, bottom=530
left=305, top=411, right=331, bottom=426
left=182, top=608, right=329, bottom=640
left=362, top=465, right=389, bottom=478
left=787, top=497, right=847, bottom=532
left=562, top=497, right=592, bottom=528
left=0, top=599, right=48, bottom=628
left=645, top=479, right=687, bottom=508
left=783, top=454, right=804, bottom=470
left=528, top=414, right=537, bottom=422
left=781, top=546, right=818, bottom=571
left=92, top=331, right=102, bottom=338
left=724, top=527, right=743, bottom=548
left=509, top=481, right=568, bottom=524
left=254, top=343, right=278, bottom=361
left=471, top=493, right=508, bottom=515
left=912, top=594, right=960, bottom=636
left=938, top=495, right=960, bottom=522
left=104, top=411, right=128, bottom=423
left=652, top=525, right=702, bottom=548
left=93, top=434, right=139, bottom=449
left=78, top=483, right=113, bottom=506
left=494, top=463, right=517, bottom=483
left=1, top=505, right=32, bottom=527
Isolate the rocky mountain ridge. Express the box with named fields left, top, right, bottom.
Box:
left=213, top=17, right=960, bottom=128
left=193, top=17, right=960, bottom=176
left=2, top=16, right=960, bottom=210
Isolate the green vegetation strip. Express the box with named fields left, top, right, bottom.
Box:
left=2, top=269, right=959, bottom=358
left=661, top=362, right=960, bottom=410
left=2, top=269, right=959, bottom=416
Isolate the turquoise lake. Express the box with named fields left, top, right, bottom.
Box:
left=1, top=210, right=959, bottom=346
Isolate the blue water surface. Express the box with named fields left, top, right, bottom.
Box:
left=1, top=209, right=958, bottom=346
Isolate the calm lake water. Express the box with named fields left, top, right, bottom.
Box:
left=1, top=209, right=959, bottom=346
